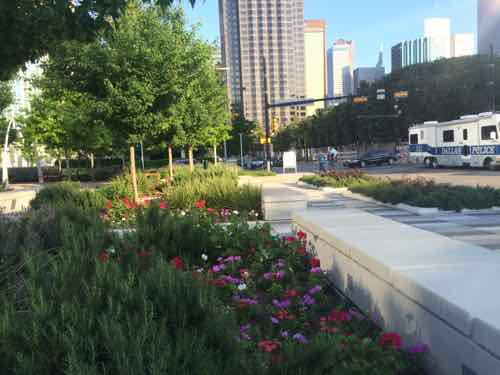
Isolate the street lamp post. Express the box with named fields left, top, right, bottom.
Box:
left=262, top=57, right=272, bottom=172
left=2, top=116, right=14, bottom=190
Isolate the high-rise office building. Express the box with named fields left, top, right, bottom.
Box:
left=452, top=33, right=475, bottom=57
left=327, top=48, right=334, bottom=98
left=304, top=20, right=327, bottom=117
left=391, top=43, right=403, bottom=72
left=332, top=39, right=354, bottom=99
left=219, top=0, right=306, bottom=129
left=353, top=45, right=384, bottom=94
left=424, top=18, right=452, bottom=60
left=478, top=0, right=500, bottom=55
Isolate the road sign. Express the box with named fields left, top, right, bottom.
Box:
left=394, top=91, right=409, bottom=99
left=283, top=151, right=297, bottom=174
left=353, top=96, right=368, bottom=104
left=376, top=89, right=386, bottom=100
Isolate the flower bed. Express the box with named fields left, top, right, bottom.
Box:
left=0, top=204, right=426, bottom=374
left=301, top=173, right=500, bottom=212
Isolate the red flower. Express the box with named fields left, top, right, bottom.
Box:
left=309, top=258, right=321, bottom=268
left=207, top=207, right=215, bottom=214
left=379, top=332, right=402, bottom=350
left=159, top=201, right=168, bottom=209
left=170, top=256, right=184, bottom=270
left=284, top=289, right=299, bottom=298
left=105, top=200, right=113, bottom=210
left=328, top=309, right=350, bottom=323
left=122, top=197, right=136, bottom=209
left=195, top=199, right=206, bottom=209
left=138, top=250, right=153, bottom=258
left=98, top=251, right=110, bottom=263
left=286, top=236, right=296, bottom=243
left=212, top=279, right=228, bottom=288
left=297, top=230, right=307, bottom=239
left=276, top=310, right=295, bottom=321
left=297, top=247, right=307, bottom=256
left=258, top=340, right=281, bottom=353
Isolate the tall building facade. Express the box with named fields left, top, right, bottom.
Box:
left=332, top=39, right=354, bottom=98
left=304, top=20, right=327, bottom=117
left=478, top=0, right=500, bottom=55
left=219, top=0, right=306, bottom=129
left=391, top=43, right=403, bottom=72
left=424, top=18, right=452, bottom=60
left=452, top=33, right=475, bottom=57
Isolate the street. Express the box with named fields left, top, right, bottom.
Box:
left=275, top=162, right=500, bottom=188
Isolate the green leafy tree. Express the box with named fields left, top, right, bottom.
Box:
left=0, top=82, right=13, bottom=142
left=0, top=0, right=200, bottom=80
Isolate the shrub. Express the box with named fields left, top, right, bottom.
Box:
left=300, top=170, right=373, bottom=189
left=100, top=171, right=163, bottom=200
left=30, top=182, right=105, bottom=210
left=0, top=222, right=260, bottom=375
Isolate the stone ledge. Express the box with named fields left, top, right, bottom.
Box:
left=293, top=208, right=500, bottom=375
left=0, top=189, right=37, bottom=214
left=262, top=185, right=308, bottom=221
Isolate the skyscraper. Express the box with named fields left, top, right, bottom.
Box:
left=353, top=46, right=384, bottom=94
left=219, top=0, right=306, bottom=129
left=304, top=20, right=327, bottom=117
left=452, top=33, right=475, bottom=57
left=391, top=43, right=403, bottom=72
left=332, top=39, right=354, bottom=99
left=424, top=18, right=452, bottom=60
left=478, top=0, right=500, bottom=55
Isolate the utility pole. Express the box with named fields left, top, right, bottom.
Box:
left=239, top=133, right=244, bottom=168
left=489, top=44, right=496, bottom=113
left=262, top=57, right=272, bottom=172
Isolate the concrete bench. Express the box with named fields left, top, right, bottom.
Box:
left=0, top=190, right=37, bottom=214
left=293, top=208, right=500, bottom=375
left=262, top=184, right=308, bottom=221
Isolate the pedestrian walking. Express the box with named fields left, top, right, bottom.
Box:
left=318, top=153, right=328, bottom=173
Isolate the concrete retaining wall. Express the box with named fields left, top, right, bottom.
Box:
left=293, top=208, right=500, bottom=375
left=0, top=190, right=36, bottom=214
left=262, top=185, right=308, bottom=221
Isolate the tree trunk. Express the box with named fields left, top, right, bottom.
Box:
left=90, top=153, right=95, bottom=182
left=213, top=144, right=218, bottom=166
left=130, top=146, right=139, bottom=203
left=188, top=146, right=194, bottom=173
left=57, top=159, right=62, bottom=173
left=34, top=146, right=44, bottom=184
left=168, top=144, right=174, bottom=181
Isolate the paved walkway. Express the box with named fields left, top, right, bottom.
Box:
left=309, top=193, right=500, bottom=252
left=251, top=174, right=500, bottom=251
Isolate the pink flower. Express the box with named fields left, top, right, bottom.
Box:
left=170, top=256, right=184, bottom=270
left=159, top=201, right=168, bottom=209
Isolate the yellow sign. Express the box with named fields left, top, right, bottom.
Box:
left=394, top=91, right=409, bottom=99
left=260, top=138, right=272, bottom=145
left=353, top=96, right=368, bottom=104
left=272, top=117, right=279, bottom=134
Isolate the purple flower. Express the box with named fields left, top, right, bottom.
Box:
left=222, top=275, right=241, bottom=284
left=408, top=343, right=428, bottom=354
left=271, top=317, right=280, bottom=325
left=293, top=333, right=308, bottom=343
left=280, top=330, right=289, bottom=338
left=224, top=256, right=242, bottom=263
left=272, top=299, right=291, bottom=309
left=301, top=294, right=315, bottom=306
left=275, top=259, right=286, bottom=269
left=310, top=267, right=322, bottom=274
left=275, top=271, right=285, bottom=280
left=212, top=264, right=226, bottom=273
left=308, top=285, right=322, bottom=295
left=263, top=272, right=274, bottom=280
left=240, top=324, right=252, bottom=332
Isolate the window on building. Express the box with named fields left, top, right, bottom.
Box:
left=481, top=125, right=498, bottom=140
left=443, top=130, right=455, bottom=143
left=410, top=134, right=419, bottom=145
left=463, top=129, right=468, bottom=141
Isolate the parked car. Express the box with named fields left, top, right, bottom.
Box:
left=249, top=159, right=266, bottom=170
left=344, top=151, right=399, bottom=168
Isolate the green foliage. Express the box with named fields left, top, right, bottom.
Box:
left=0, top=0, right=200, bottom=81
left=0, top=220, right=259, bottom=375
left=351, top=178, right=500, bottom=212
left=303, top=173, right=500, bottom=212
left=30, top=182, right=106, bottom=211
left=238, top=169, right=277, bottom=177
left=100, top=172, right=162, bottom=200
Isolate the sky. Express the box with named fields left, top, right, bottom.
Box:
left=182, top=0, right=477, bottom=72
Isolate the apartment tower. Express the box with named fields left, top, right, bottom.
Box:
left=332, top=39, right=354, bottom=98
left=219, top=0, right=306, bottom=129
left=304, top=20, right=327, bottom=117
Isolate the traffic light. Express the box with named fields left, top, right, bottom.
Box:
left=271, top=117, right=279, bottom=135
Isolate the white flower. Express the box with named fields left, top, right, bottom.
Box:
left=108, top=247, right=116, bottom=254
left=238, top=283, right=247, bottom=291
left=180, top=211, right=186, bottom=217
left=233, top=210, right=239, bottom=215
left=197, top=268, right=204, bottom=273
left=201, top=254, right=208, bottom=261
